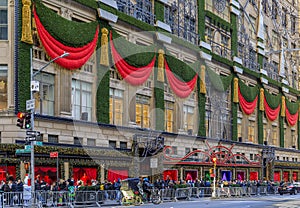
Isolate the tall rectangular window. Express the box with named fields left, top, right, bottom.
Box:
left=165, top=101, right=174, bottom=132
left=183, top=105, right=194, bottom=132
left=136, top=95, right=150, bottom=128
left=0, top=65, right=7, bottom=110
left=34, top=72, right=55, bottom=116
left=272, top=125, right=278, bottom=146
left=0, top=0, right=8, bottom=40
left=72, top=79, right=92, bottom=121
left=237, top=118, right=242, bottom=141
left=109, top=88, right=123, bottom=125
left=248, top=121, right=255, bottom=142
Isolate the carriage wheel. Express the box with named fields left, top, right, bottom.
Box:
left=133, top=195, right=142, bottom=206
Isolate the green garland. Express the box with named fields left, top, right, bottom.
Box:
left=238, top=79, right=258, bottom=102
left=257, top=84, right=263, bottom=145
left=279, top=117, right=284, bottom=148
left=164, top=54, right=197, bottom=82
left=111, top=29, right=156, bottom=67
left=154, top=58, right=165, bottom=131
left=154, top=1, right=164, bottom=22
left=198, top=0, right=206, bottom=41
left=285, top=99, right=298, bottom=115
left=206, top=67, right=233, bottom=92
left=264, top=88, right=281, bottom=109
left=231, top=77, right=238, bottom=141
left=34, top=0, right=98, bottom=47
left=72, top=0, right=98, bottom=9
left=230, top=12, right=238, bottom=56
left=204, top=11, right=232, bottom=31
left=198, top=83, right=206, bottom=137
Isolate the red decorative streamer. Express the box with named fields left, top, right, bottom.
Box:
left=263, top=97, right=280, bottom=121
left=109, top=32, right=156, bottom=86
left=165, top=60, right=197, bottom=98
left=286, top=107, right=298, bottom=126
left=238, top=88, right=258, bottom=115
left=34, top=9, right=99, bottom=69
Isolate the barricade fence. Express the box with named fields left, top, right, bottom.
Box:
left=0, top=186, right=280, bottom=207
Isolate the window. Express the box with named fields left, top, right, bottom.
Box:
left=116, top=0, right=155, bottom=25
left=0, top=0, right=7, bottom=40
left=165, top=101, right=174, bottom=132
left=136, top=95, right=150, bottom=128
left=48, top=135, right=58, bottom=143
left=250, top=154, right=253, bottom=160
left=292, top=129, right=296, bottom=148
left=34, top=72, right=55, bottom=116
left=272, top=31, right=279, bottom=50
left=248, top=121, right=255, bottom=142
left=72, top=80, right=92, bottom=121
left=291, top=15, right=296, bottom=34
left=165, top=0, right=198, bottom=44
left=120, top=141, right=127, bottom=149
left=109, top=140, right=116, bottom=148
left=172, top=146, right=177, bottom=155
left=185, top=148, right=190, bottom=155
left=282, top=8, right=287, bottom=27
left=249, top=16, right=256, bottom=40
left=237, top=118, right=242, bottom=140
left=272, top=125, right=278, bottom=146
left=192, top=148, right=198, bottom=156
left=87, top=138, right=96, bottom=146
left=183, top=105, right=194, bottom=132
left=0, top=65, right=7, bottom=110
left=109, top=88, right=123, bottom=125
left=74, top=137, right=83, bottom=145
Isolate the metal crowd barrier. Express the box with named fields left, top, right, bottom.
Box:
left=0, top=185, right=280, bottom=207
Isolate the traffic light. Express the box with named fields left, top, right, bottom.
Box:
left=209, top=168, right=213, bottom=174
left=16, top=112, right=25, bottom=129
left=212, top=157, right=217, bottom=166
left=24, top=113, right=32, bottom=129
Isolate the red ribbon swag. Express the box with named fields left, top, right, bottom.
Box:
left=286, top=107, right=298, bottom=126
left=165, top=60, right=198, bottom=98
left=110, top=32, right=156, bottom=86
left=263, top=97, right=280, bottom=121
left=33, top=9, right=99, bottom=69
left=238, top=88, right=258, bottom=115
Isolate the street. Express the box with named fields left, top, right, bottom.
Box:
left=105, top=194, right=300, bottom=208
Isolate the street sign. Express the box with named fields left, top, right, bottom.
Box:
left=34, top=141, right=43, bottom=146
left=31, top=80, right=39, bottom=92
left=26, top=130, right=41, bottom=137
left=24, top=145, right=32, bottom=150
left=50, top=152, right=58, bottom=158
left=16, top=149, right=31, bottom=154
left=26, top=99, right=35, bottom=111
left=25, top=137, right=36, bottom=141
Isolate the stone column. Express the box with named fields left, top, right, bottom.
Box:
left=64, top=162, right=69, bottom=180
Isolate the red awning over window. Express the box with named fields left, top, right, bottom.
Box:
left=163, top=170, right=178, bottom=181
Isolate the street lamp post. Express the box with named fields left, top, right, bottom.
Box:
left=29, top=48, right=69, bottom=205
left=211, top=156, right=217, bottom=198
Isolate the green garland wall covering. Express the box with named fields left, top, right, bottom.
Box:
left=231, top=77, right=237, bottom=141
left=257, top=84, right=263, bottom=145
left=230, top=13, right=237, bottom=56
left=198, top=87, right=206, bottom=137
left=264, top=89, right=281, bottom=109
left=285, top=99, right=298, bottom=115
left=238, top=79, right=258, bottom=102
left=154, top=59, right=164, bottom=131
left=34, top=0, right=98, bottom=47
left=111, top=30, right=156, bottom=67
left=72, top=0, right=98, bottom=8
left=279, top=117, right=284, bottom=148
left=18, top=0, right=31, bottom=112
left=165, top=54, right=197, bottom=82
left=154, top=1, right=164, bottom=22
left=198, top=0, right=206, bottom=41
left=96, top=62, right=110, bottom=124
left=204, top=11, right=231, bottom=31
left=206, top=68, right=233, bottom=92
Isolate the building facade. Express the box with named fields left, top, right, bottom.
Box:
left=0, top=0, right=300, bottom=184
